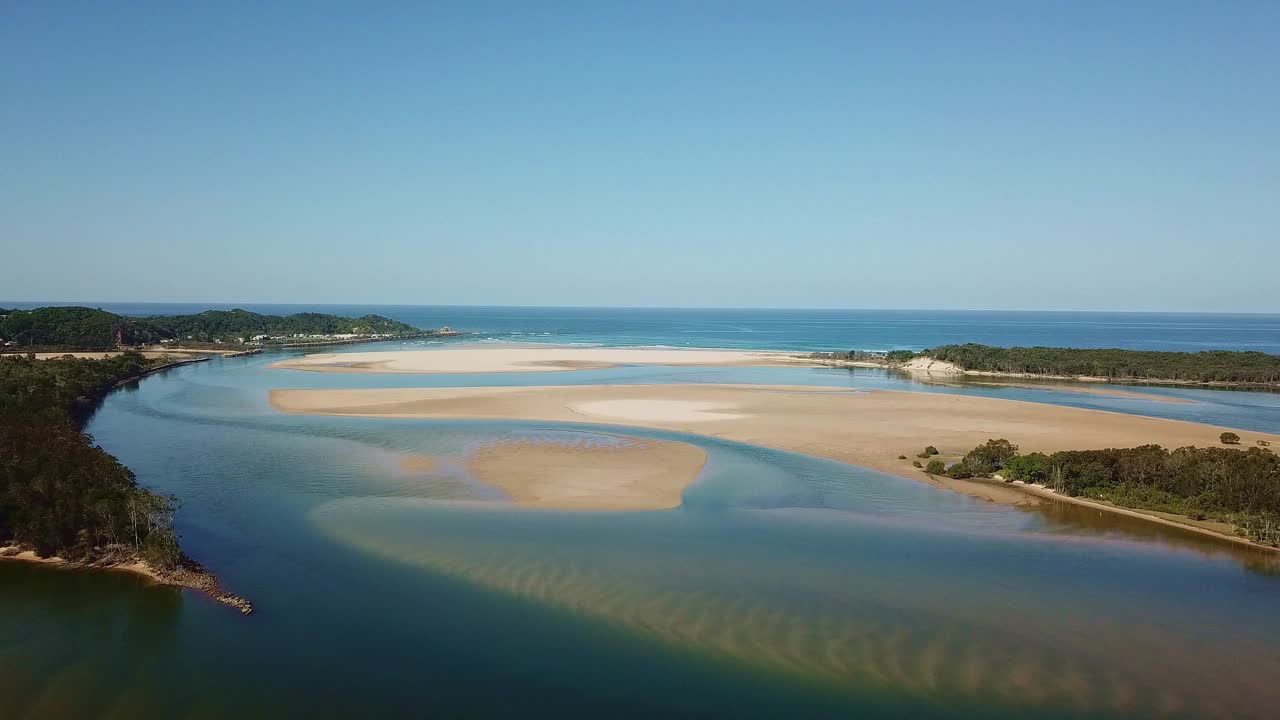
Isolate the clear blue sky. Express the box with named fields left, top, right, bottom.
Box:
left=3, top=2, right=1277, bottom=311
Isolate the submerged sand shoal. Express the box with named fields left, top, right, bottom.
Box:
left=388, top=438, right=707, bottom=510
left=466, top=436, right=707, bottom=510
left=271, top=383, right=1280, bottom=517
left=270, top=347, right=811, bottom=374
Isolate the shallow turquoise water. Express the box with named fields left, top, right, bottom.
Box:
left=3, top=350, right=1280, bottom=718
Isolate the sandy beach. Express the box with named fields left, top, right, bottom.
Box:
left=270, top=347, right=811, bottom=374
left=0, top=545, right=254, bottom=614
left=271, top=383, right=1280, bottom=509
left=0, top=545, right=162, bottom=582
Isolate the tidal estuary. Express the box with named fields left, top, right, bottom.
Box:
left=3, top=348, right=1279, bottom=718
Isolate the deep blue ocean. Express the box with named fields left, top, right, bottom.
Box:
left=7, top=302, right=1280, bottom=353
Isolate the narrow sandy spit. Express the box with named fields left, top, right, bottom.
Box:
left=270, top=383, right=1280, bottom=542
left=270, top=347, right=816, bottom=374
left=272, top=346, right=1195, bottom=405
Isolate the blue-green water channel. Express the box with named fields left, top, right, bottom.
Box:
left=2, top=350, right=1279, bottom=718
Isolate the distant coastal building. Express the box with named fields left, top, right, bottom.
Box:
left=439, top=326, right=455, bottom=334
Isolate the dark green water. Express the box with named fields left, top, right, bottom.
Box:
left=3, top=353, right=1280, bottom=719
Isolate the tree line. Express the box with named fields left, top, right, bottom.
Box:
left=0, top=353, right=182, bottom=567
left=929, top=439, right=1280, bottom=545
left=808, top=350, right=921, bottom=364
left=905, top=344, right=1280, bottom=384
left=0, top=306, right=421, bottom=348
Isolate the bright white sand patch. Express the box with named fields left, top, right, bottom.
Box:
left=899, top=357, right=964, bottom=374
left=569, top=399, right=747, bottom=422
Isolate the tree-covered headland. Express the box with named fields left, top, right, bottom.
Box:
left=0, top=306, right=422, bottom=349
left=0, top=307, right=171, bottom=349
left=0, top=353, right=181, bottom=567
left=155, top=309, right=419, bottom=343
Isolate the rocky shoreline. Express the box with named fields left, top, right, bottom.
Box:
left=0, top=544, right=253, bottom=615
left=162, top=554, right=255, bottom=614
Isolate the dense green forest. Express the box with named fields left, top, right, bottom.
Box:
left=0, top=353, right=181, bottom=566
left=905, top=344, right=1280, bottom=384
left=0, top=306, right=421, bottom=348
left=937, top=439, right=1280, bottom=545
left=155, top=309, right=418, bottom=341
left=0, top=307, right=171, bottom=349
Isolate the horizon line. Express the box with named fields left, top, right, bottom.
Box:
left=3, top=299, right=1280, bottom=316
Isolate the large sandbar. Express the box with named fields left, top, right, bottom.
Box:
left=271, top=383, right=1280, bottom=486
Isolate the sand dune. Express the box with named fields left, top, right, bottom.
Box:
left=899, top=357, right=964, bottom=374
left=270, top=347, right=809, bottom=374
